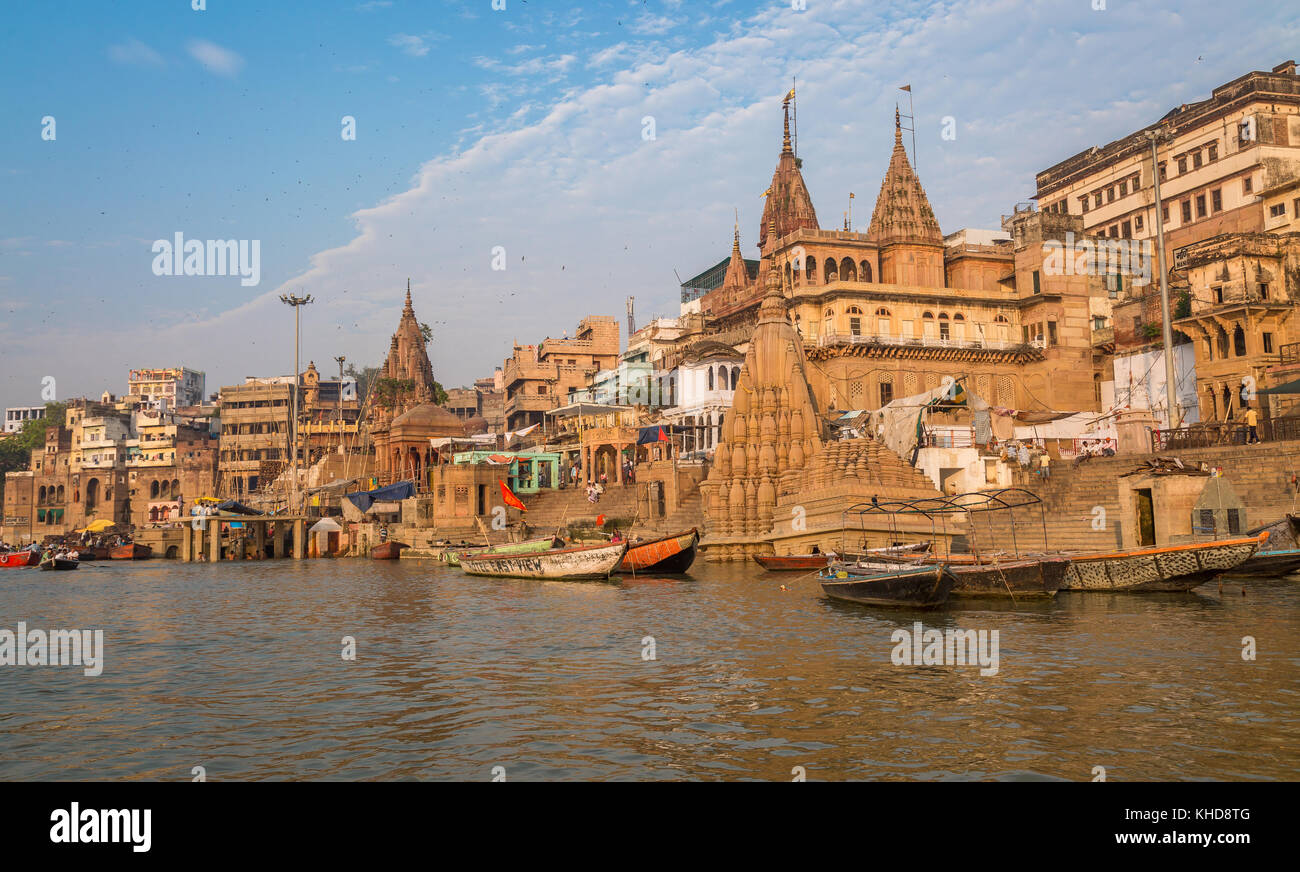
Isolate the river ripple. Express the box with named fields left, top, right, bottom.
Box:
left=1, top=559, right=1297, bottom=781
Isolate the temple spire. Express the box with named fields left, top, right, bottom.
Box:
left=782, top=93, right=793, bottom=155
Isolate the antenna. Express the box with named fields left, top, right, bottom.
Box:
left=899, top=84, right=918, bottom=175
left=627, top=295, right=636, bottom=337
left=791, top=76, right=798, bottom=158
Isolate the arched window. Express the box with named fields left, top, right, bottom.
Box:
left=824, top=259, right=838, bottom=283
left=840, top=257, right=857, bottom=282
left=707, top=367, right=715, bottom=391
left=875, top=307, right=891, bottom=316
left=823, top=307, right=835, bottom=337
left=994, top=314, right=1009, bottom=323
left=38, top=486, right=46, bottom=504
left=847, top=306, right=863, bottom=314
left=784, top=262, right=793, bottom=288
left=922, top=311, right=934, bottom=318
left=805, top=256, right=817, bottom=283
left=730, top=367, right=739, bottom=390
left=938, top=313, right=951, bottom=340
left=861, top=260, right=872, bottom=282
left=150, top=480, right=160, bottom=499
left=1233, top=325, right=1247, bottom=357
left=953, top=313, right=964, bottom=321
left=56, top=485, right=64, bottom=502
left=86, top=478, right=100, bottom=510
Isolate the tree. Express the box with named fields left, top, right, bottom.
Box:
left=0, top=402, right=67, bottom=504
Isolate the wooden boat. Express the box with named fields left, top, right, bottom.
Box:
left=1059, top=532, right=1266, bottom=592
left=442, top=536, right=561, bottom=567
left=820, top=564, right=955, bottom=608
left=370, top=541, right=409, bottom=560
left=753, top=553, right=831, bottom=571
left=461, top=540, right=629, bottom=580
left=838, top=555, right=1066, bottom=599
left=841, top=542, right=931, bottom=561
left=110, top=543, right=152, bottom=560
left=1230, top=515, right=1300, bottom=576
left=0, top=550, right=41, bottom=568
left=620, top=528, right=698, bottom=573
left=39, top=556, right=79, bottom=571
left=76, top=546, right=111, bottom=561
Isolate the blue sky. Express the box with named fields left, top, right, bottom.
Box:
left=1, top=0, right=1297, bottom=410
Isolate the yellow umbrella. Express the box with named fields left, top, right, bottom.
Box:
left=80, top=519, right=115, bottom=533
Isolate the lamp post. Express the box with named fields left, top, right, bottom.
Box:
left=280, top=293, right=314, bottom=514
left=334, top=355, right=346, bottom=455
left=1147, top=127, right=1180, bottom=429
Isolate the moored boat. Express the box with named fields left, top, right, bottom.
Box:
left=1059, top=532, right=1266, bottom=592
left=110, top=543, right=152, bottom=560
left=76, top=546, right=111, bottom=561
left=371, top=541, right=409, bottom=560
left=39, top=556, right=79, bottom=571
left=461, top=540, right=628, bottom=580
left=753, top=553, right=831, bottom=571
left=620, top=528, right=698, bottom=573
left=947, top=556, right=1068, bottom=598
left=442, top=536, right=561, bottom=567
left=819, top=564, right=955, bottom=608
left=0, top=550, right=41, bottom=568
left=841, top=542, right=931, bottom=562
left=1229, top=515, right=1300, bottom=576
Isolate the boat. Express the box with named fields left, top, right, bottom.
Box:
left=1059, top=532, right=1267, bottom=592
left=0, top=550, right=41, bottom=568
left=441, top=536, right=562, bottom=567
left=110, top=543, right=153, bottom=560
left=753, top=553, right=831, bottom=571
left=819, top=564, right=956, bottom=608
left=76, top=546, right=111, bottom=561
left=620, top=528, right=699, bottom=573
left=39, top=556, right=79, bottom=571
left=844, top=552, right=1068, bottom=599
left=841, top=542, right=932, bottom=562
left=460, top=540, right=629, bottom=580
left=370, top=541, right=409, bottom=560
left=1228, top=515, right=1300, bottom=576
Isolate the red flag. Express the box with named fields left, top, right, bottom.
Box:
left=597, top=514, right=606, bottom=527
left=499, top=480, right=526, bottom=512
left=657, top=426, right=669, bottom=442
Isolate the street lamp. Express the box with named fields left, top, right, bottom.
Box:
left=1146, top=126, right=1180, bottom=429
left=334, top=354, right=346, bottom=455
left=280, top=292, right=314, bottom=514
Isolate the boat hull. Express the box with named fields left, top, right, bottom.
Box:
left=948, top=557, right=1069, bottom=598
left=620, top=529, right=698, bottom=573
left=1223, top=548, right=1300, bottom=577
left=461, top=541, right=628, bottom=580
left=442, top=536, right=559, bottom=567
left=110, top=544, right=152, bottom=560
left=820, top=565, right=955, bottom=608
left=370, top=541, right=409, bottom=560
left=39, top=558, right=79, bottom=571
left=1060, top=534, right=1264, bottom=592
left=0, top=551, right=41, bottom=568
left=753, top=553, right=830, bottom=571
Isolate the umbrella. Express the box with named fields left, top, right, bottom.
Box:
left=79, top=519, right=116, bottom=533
left=308, top=517, right=343, bottom=534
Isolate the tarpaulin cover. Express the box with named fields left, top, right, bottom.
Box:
left=636, top=424, right=688, bottom=444
left=346, top=481, right=415, bottom=512
left=216, top=499, right=264, bottom=516
left=868, top=379, right=989, bottom=461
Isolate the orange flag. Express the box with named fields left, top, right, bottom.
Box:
left=597, top=514, right=606, bottom=527
left=500, top=480, right=526, bottom=512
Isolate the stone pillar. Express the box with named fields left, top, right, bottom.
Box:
left=615, top=444, right=624, bottom=484
left=254, top=521, right=266, bottom=560
left=207, top=518, right=220, bottom=562
left=181, top=522, right=193, bottom=562
left=293, top=519, right=306, bottom=559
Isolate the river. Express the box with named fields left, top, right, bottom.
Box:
left=2, top=559, right=1297, bottom=781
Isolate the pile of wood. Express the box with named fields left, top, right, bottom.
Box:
left=1120, top=456, right=1211, bottom=477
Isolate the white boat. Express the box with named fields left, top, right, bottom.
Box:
left=460, top=540, right=629, bottom=580
left=1059, top=532, right=1266, bottom=592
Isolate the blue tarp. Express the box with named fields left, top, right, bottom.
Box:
left=346, top=481, right=415, bottom=512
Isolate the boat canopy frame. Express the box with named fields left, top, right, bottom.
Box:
left=840, top=488, right=1049, bottom=560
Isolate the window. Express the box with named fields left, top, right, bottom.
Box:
left=1233, top=325, right=1247, bottom=357
left=874, top=307, right=891, bottom=316
left=1094, top=192, right=1103, bottom=209
left=1270, top=203, right=1286, bottom=218
left=1080, top=196, right=1090, bottom=213
left=1121, top=220, right=1131, bottom=236
left=1135, top=214, right=1144, bottom=231
left=939, top=316, right=950, bottom=341
left=879, top=382, right=894, bottom=406
left=1244, top=177, right=1253, bottom=195
left=1107, top=187, right=1116, bottom=203
left=1109, top=225, right=1119, bottom=238
left=1196, top=194, right=1207, bottom=218
left=1192, top=150, right=1203, bottom=169
left=1213, top=286, right=1224, bottom=304
left=1093, top=315, right=1107, bottom=330
left=849, top=316, right=862, bottom=336
left=1177, top=156, right=1187, bottom=174
left=1047, top=321, right=1058, bottom=346
left=1259, top=282, right=1270, bottom=299
left=1211, top=188, right=1222, bottom=212
left=1181, top=200, right=1192, bottom=223
left=1159, top=162, right=1167, bottom=181
left=1133, top=316, right=1143, bottom=335
left=1264, top=332, right=1274, bottom=354
left=1207, top=142, right=1218, bottom=161
left=1032, top=271, right=1041, bottom=294
left=1294, top=198, right=1300, bottom=219
left=1162, top=204, right=1170, bottom=223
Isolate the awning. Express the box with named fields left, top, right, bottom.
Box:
left=80, top=518, right=116, bottom=533
left=215, top=499, right=263, bottom=516
left=309, top=517, right=343, bottom=533
left=636, top=424, right=687, bottom=444
left=1259, top=377, right=1300, bottom=395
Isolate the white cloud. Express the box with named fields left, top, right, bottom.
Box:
left=108, top=38, right=165, bottom=68
left=186, top=40, right=245, bottom=77
left=389, top=33, right=432, bottom=57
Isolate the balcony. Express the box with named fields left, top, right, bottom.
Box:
left=815, top=332, right=1026, bottom=352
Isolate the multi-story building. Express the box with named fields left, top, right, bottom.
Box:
left=217, top=381, right=293, bottom=497
left=502, top=316, right=620, bottom=431
left=3, top=405, right=45, bottom=434
left=127, top=367, right=207, bottom=411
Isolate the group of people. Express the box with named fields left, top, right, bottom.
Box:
left=1074, top=438, right=1118, bottom=464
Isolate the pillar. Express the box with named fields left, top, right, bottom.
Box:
left=293, top=518, right=305, bottom=559
left=207, top=517, right=220, bottom=562
left=254, top=521, right=266, bottom=560
left=181, top=522, right=193, bottom=562
left=615, top=445, right=624, bottom=484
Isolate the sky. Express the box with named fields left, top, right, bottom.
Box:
left=1, top=0, right=1297, bottom=411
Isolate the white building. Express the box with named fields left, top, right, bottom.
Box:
left=4, top=405, right=46, bottom=434
left=128, top=367, right=207, bottom=410
left=662, top=341, right=744, bottom=457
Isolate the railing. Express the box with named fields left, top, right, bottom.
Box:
left=817, top=332, right=1025, bottom=352
left=1150, top=422, right=1253, bottom=452
left=922, top=428, right=977, bottom=449
left=1280, top=342, right=1300, bottom=365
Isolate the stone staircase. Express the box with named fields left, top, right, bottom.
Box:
left=516, top=485, right=640, bottom=535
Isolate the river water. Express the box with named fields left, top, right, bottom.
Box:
left=2, top=559, right=1297, bottom=781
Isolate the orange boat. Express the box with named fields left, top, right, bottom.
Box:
left=1059, top=532, right=1267, bottom=592
left=753, top=553, right=831, bottom=571
left=0, top=551, right=41, bottom=568
left=110, top=543, right=153, bottom=560
left=620, top=529, right=698, bottom=574
left=371, top=541, right=409, bottom=560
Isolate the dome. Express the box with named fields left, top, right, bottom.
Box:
left=390, top=403, right=471, bottom=437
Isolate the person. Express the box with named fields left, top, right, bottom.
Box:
left=810, top=544, right=821, bottom=554
left=586, top=484, right=597, bottom=505
left=1038, top=451, right=1051, bottom=479
left=610, top=529, right=623, bottom=543
left=1245, top=404, right=1260, bottom=444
